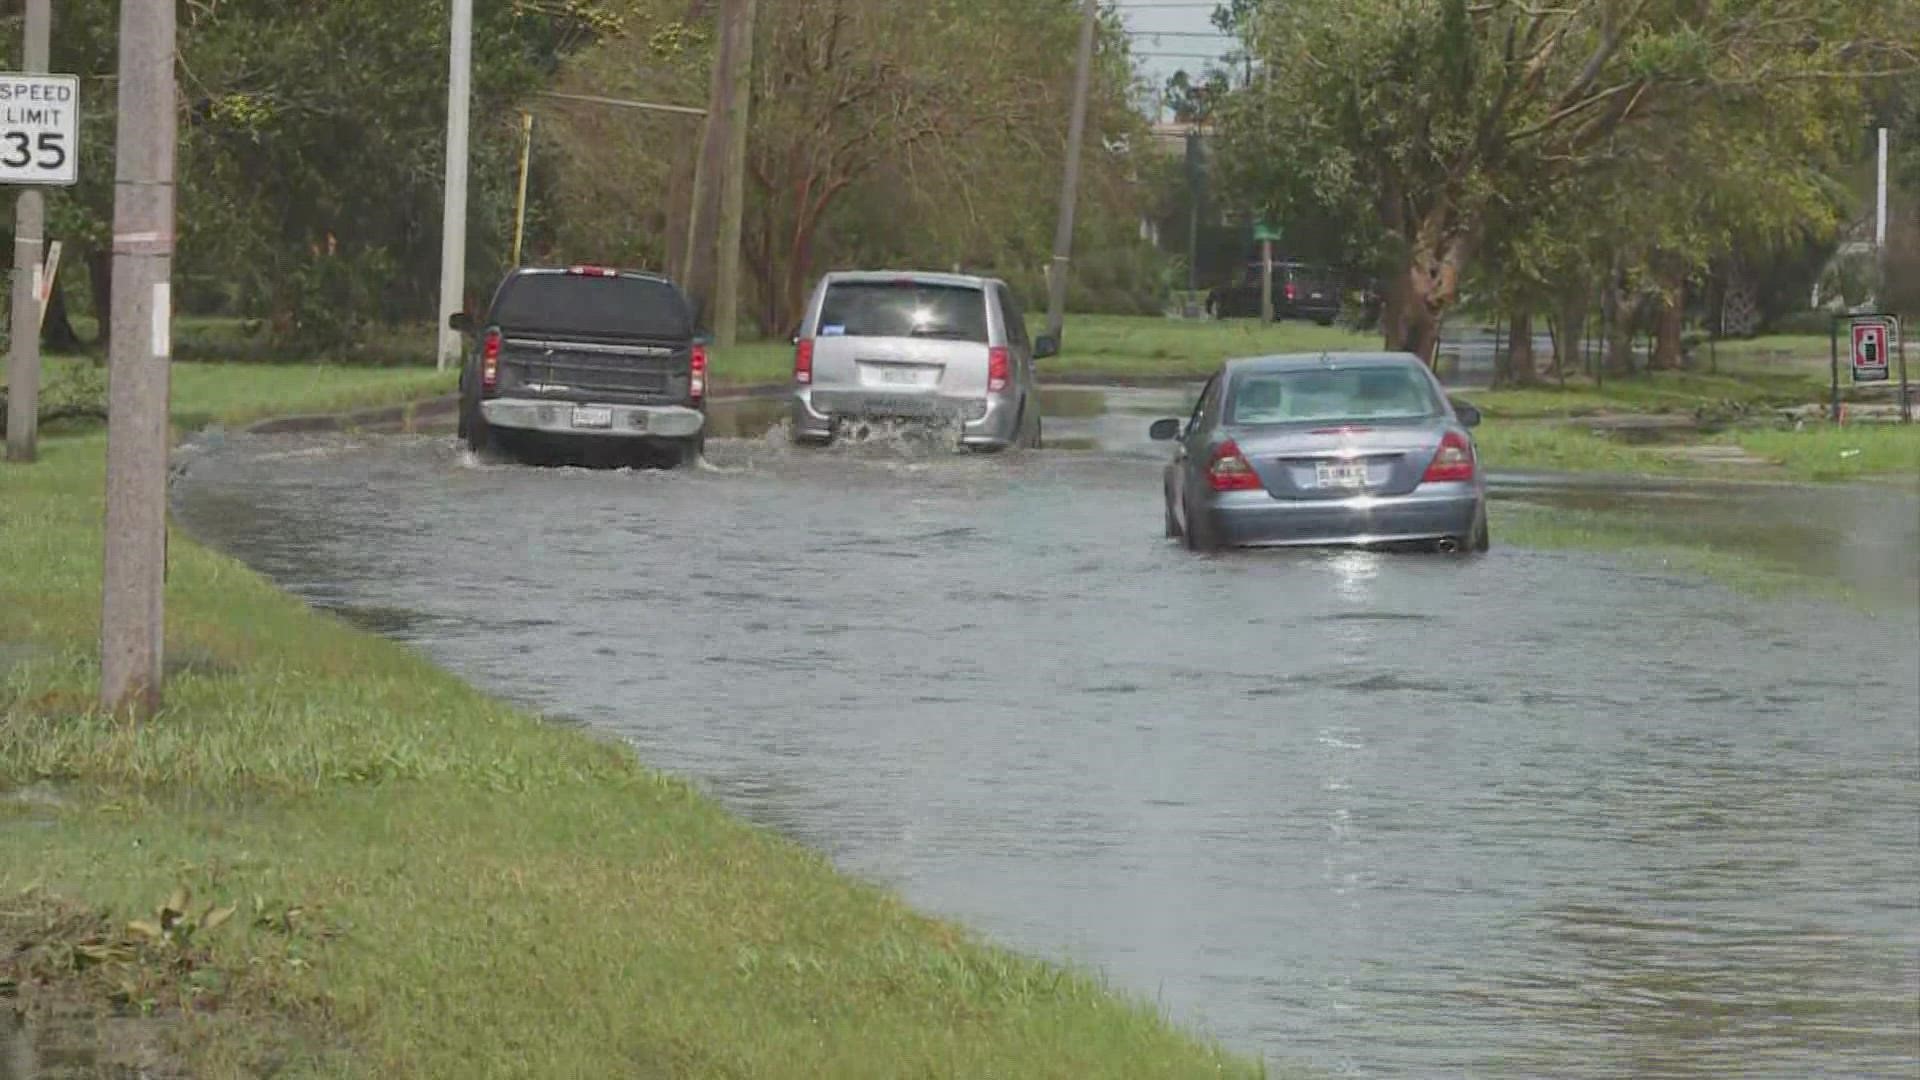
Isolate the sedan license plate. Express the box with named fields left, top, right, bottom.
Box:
left=571, top=405, right=614, bottom=430
left=1315, top=460, right=1368, bottom=489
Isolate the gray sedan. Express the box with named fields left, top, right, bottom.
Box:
left=1152, top=353, right=1489, bottom=553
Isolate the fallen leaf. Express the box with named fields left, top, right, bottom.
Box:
left=202, top=905, right=237, bottom=933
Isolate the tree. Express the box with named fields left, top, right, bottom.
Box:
left=3, top=0, right=620, bottom=353
left=543, top=0, right=1153, bottom=336
left=1212, top=0, right=1911, bottom=361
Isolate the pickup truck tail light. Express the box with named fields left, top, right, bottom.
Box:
left=689, top=343, right=708, bottom=402
left=481, top=330, right=501, bottom=390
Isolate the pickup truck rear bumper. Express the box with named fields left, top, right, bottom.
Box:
left=481, top=398, right=704, bottom=439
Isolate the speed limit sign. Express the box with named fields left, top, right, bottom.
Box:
left=0, top=73, right=79, bottom=186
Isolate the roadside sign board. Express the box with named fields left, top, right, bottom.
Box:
left=1850, top=315, right=1896, bottom=383
left=0, top=73, right=79, bottom=186
left=1252, top=221, right=1282, bottom=242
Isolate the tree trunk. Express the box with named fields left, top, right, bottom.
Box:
left=1494, top=309, right=1538, bottom=388
left=1392, top=219, right=1467, bottom=364
left=86, top=247, right=112, bottom=355
left=1604, top=272, right=1635, bottom=375
left=41, top=272, right=85, bottom=354
left=1650, top=275, right=1684, bottom=370
left=1550, top=294, right=1586, bottom=376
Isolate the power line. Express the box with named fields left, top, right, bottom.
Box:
left=1133, top=50, right=1241, bottom=60
left=1121, top=29, right=1234, bottom=38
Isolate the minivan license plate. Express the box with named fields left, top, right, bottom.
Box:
left=1316, top=461, right=1368, bottom=489
left=571, top=405, right=613, bottom=429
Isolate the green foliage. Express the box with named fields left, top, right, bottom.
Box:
left=3, top=0, right=621, bottom=353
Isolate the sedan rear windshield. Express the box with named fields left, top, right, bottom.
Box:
left=1227, top=366, right=1440, bottom=426
left=489, top=273, right=691, bottom=339
left=817, top=282, right=988, bottom=343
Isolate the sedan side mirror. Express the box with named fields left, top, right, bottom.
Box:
left=449, top=311, right=473, bottom=334
left=1452, top=400, right=1482, bottom=428
left=1033, top=334, right=1060, bottom=360
left=1149, top=418, right=1183, bottom=441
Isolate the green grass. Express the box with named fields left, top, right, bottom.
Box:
left=1463, top=367, right=1830, bottom=420
left=1472, top=421, right=1699, bottom=476
left=1728, top=425, right=1920, bottom=483
left=0, top=437, right=1261, bottom=1077
left=6, top=356, right=456, bottom=433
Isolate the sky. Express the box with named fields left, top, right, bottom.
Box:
left=1111, top=1, right=1240, bottom=117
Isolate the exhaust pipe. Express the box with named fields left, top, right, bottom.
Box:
left=1436, top=538, right=1460, bottom=554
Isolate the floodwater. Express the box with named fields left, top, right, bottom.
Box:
left=170, top=389, right=1920, bottom=1079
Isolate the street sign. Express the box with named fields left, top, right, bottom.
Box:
left=1850, top=314, right=1896, bottom=383
left=0, top=73, right=79, bottom=186
left=1252, top=221, right=1282, bottom=242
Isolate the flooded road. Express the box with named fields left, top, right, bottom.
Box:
left=172, top=391, right=1920, bottom=1078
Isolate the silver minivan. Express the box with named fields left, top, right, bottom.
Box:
left=790, top=271, right=1057, bottom=450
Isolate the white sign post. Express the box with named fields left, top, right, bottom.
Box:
left=0, top=73, right=79, bottom=186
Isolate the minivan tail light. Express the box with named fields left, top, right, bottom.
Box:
left=568, top=265, right=618, bottom=277
left=481, top=330, right=501, bottom=390
left=1422, top=431, right=1476, bottom=483
left=987, top=346, right=1011, bottom=393
left=794, top=338, right=814, bottom=384
left=689, top=343, right=707, bottom=402
left=1208, top=439, right=1263, bottom=492
left=1285, top=281, right=1298, bottom=302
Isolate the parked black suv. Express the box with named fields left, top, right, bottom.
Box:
left=1206, top=259, right=1342, bottom=325
left=452, top=266, right=707, bottom=467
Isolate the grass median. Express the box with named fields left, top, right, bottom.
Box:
left=1, top=433, right=1260, bottom=1073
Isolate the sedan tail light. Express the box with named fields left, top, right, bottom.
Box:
left=1208, top=439, right=1263, bottom=492
left=987, top=346, right=1011, bottom=393
left=481, top=329, right=501, bottom=390
left=689, top=343, right=708, bottom=402
left=1422, top=431, right=1476, bottom=483
left=794, top=338, right=814, bottom=384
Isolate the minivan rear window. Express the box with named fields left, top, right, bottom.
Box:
left=817, top=282, right=989, bottom=343
left=1228, top=366, right=1439, bottom=426
left=489, top=273, right=691, bottom=338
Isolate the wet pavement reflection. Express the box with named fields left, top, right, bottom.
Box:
left=169, top=390, right=1920, bottom=1078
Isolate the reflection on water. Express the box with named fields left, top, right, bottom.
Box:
left=169, top=408, right=1920, bottom=1078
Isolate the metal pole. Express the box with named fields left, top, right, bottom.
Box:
left=435, top=0, right=474, bottom=370
left=510, top=112, right=533, bottom=266
left=1259, top=238, right=1273, bottom=324
left=5, top=0, right=51, bottom=463
left=100, top=0, right=178, bottom=718
left=1876, top=127, right=1889, bottom=302
left=712, top=0, right=756, bottom=348
left=1898, top=318, right=1911, bottom=424
left=1829, top=318, right=1840, bottom=424
left=1044, top=0, right=1101, bottom=346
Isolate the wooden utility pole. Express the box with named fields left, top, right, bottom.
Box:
left=712, top=0, right=756, bottom=347
left=683, top=0, right=740, bottom=327
left=5, top=0, right=51, bottom=463
left=1044, top=0, right=1100, bottom=346
left=101, top=0, right=179, bottom=717
left=434, top=0, right=474, bottom=370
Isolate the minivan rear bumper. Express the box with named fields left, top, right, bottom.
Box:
left=791, top=388, right=1019, bottom=446
left=482, top=397, right=705, bottom=439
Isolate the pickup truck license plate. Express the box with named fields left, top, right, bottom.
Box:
left=1316, top=461, right=1368, bottom=489
left=571, top=405, right=614, bottom=429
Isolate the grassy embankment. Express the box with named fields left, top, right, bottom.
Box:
left=0, top=380, right=1261, bottom=1076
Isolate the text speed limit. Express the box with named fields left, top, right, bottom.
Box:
left=0, top=73, right=79, bottom=186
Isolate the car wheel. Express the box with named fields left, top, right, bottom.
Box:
left=461, top=394, right=502, bottom=460
left=1018, top=399, right=1043, bottom=450
left=1314, top=315, right=1336, bottom=327
left=1164, top=490, right=1183, bottom=539
left=1182, top=490, right=1220, bottom=553
left=674, top=432, right=706, bottom=469
left=1472, top=507, right=1491, bottom=553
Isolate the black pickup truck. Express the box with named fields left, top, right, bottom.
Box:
left=452, top=266, right=707, bottom=467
